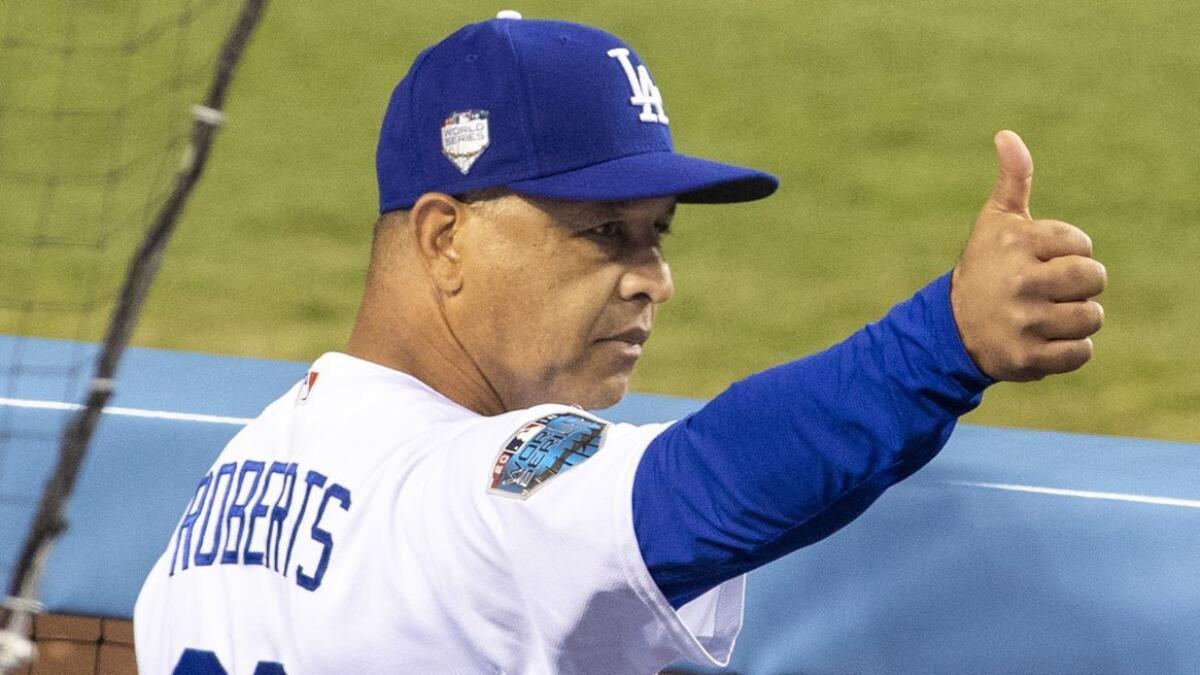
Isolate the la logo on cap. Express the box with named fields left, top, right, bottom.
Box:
left=607, top=48, right=668, bottom=125
left=441, top=110, right=490, bottom=174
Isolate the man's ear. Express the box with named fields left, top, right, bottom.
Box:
left=409, top=192, right=468, bottom=294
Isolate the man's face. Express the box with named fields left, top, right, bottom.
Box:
left=448, top=193, right=676, bottom=411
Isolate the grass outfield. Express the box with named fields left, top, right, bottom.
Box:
left=2, top=1, right=1197, bottom=441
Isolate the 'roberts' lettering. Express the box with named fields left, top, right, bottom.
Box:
left=168, top=459, right=352, bottom=592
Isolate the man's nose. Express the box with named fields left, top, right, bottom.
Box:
left=618, top=248, right=674, bottom=305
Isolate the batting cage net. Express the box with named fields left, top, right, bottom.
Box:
left=0, top=1, right=265, bottom=670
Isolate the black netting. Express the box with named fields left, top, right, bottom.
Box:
left=0, top=2, right=263, bottom=668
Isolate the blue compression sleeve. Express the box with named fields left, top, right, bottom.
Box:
left=632, top=272, right=994, bottom=608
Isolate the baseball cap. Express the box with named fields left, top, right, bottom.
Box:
left=376, top=11, right=779, bottom=213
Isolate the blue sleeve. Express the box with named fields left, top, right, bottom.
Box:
left=632, top=272, right=994, bottom=608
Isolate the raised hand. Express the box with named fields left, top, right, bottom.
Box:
left=951, top=130, right=1106, bottom=382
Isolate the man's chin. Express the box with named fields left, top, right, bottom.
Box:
left=560, top=371, right=632, bottom=411
left=509, top=365, right=634, bottom=411
left=579, top=386, right=627, bottom=411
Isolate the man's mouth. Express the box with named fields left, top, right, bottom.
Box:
left=597, top=328, right=650, bottom=359
left=604, top=327, right=650, bottom=346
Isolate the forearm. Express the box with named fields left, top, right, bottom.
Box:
left=632, top=271, right=993, bottom=608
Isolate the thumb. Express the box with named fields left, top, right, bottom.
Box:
left=987, top=129, right=1034, bottom=216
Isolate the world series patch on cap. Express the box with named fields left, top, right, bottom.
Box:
left=489, top=413, right=608, bottom=500
left=376, top=11, right=779, bottom=212
left=441, top=110, right=490, bottom=174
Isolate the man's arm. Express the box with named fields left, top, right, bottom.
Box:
left=632, top=131, right=1106, bottom=608
left=635, top=272, right=986, bottom=607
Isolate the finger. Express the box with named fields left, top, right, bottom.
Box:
left=1029, top=219, right=1093, bottom=260
left=1021, top=256, right=1107, bottom=301
left=1028, top=338, right=1094, bottom=377
left=986, top=130, right=1034, bottom=216
left=1027, top=300, right=1104, bottom=340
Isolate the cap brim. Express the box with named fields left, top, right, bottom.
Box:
left=505, top=151, right=778, bottom=204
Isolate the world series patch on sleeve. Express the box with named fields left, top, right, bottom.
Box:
left=489, top=413, right=608, bottom=499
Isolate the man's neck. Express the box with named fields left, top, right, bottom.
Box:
left=346, top=295, right=508, bottom=417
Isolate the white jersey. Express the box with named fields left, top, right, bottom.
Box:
left=134, top=352, right=743, bottom=674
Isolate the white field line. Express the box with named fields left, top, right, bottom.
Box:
left=0, top=396, right=252, bottom=426
left=2, top=397, right=1196, bottom=510
left=946, top=480, right=1200, bottom=510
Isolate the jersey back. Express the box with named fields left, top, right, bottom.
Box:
left=134, top=353, right=743, bottom=674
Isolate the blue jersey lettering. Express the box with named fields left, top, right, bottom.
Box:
left=283, top=469, right=325, bottom=578
left=243, top=462, right=288, bottom=566
left=296, top=482, right=351, bottom=592
left=266, top=462, right=298, bottom=572
left=170, top=472, right=212, bottom=576
left=221, top=461, right=264, bottom=565
left=168, top=460, right=352, bottom=592
left=194, top=463, right=237, bottom=567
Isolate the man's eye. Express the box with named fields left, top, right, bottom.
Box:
left=587, top=222, right=622, bottom=238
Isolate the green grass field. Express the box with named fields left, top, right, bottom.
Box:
left=2, top=1, right=1197, bottom=441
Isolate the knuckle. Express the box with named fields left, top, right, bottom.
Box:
left=1057, top=257, right=1105, bottom=297
left=1079, top=227, right=1095, bottom=254
left=1008, top=271, right=1034, bottom=297
left=1068, top=227, right=1094, bottom=257
left=1029, top=307, right=1055, bottom=338
left=1068, top=257, right=1095, bottom=286
left=1084, top=302, right=1105, bottom=333
left=1062, top=306, right=1091, bottom=336
left=1092, top=260, right=1109, bottom=291
left=1069, top=338, right=1095, bottom=368
left=1008, top=305, right=1033, bottom=331
left=1066, top=255, right=1089, bottom=275
left=1037, top=219, right=1093, bottom=256
left=1074, top=256, right=1097, bottom=275
left=1031, top=219, right=1060, bottom=244
left=1014, top=338, right=1094, bottom=379
left=1041, top=219, right=1072, bottom=237
left=1055, top=340, right=1093, bottom=373
left=999, top=330, right=1096, bottom=380
left=998, top=226, right=1030, bottom=250
left=1009, top=346, right=1037, bottom=376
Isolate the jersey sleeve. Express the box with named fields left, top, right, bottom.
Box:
left=633, top=271, right=992, bottom=606
left=391, top=406, right=742, bottom=673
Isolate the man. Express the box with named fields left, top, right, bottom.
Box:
left=134, top=11, right=1105, bottom=674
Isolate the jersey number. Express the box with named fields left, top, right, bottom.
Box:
left=174, top=649, right=286, bottom=674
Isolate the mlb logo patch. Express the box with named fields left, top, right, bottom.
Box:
left=441, top=110, right=490, bottom=174
left=489, top=413, right=608, bottom=500
left=297, top=371, right=319, bottom=403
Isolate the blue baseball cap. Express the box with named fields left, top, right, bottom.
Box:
left=376, top=11, right=779, bottom=213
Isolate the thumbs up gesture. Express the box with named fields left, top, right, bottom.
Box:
left=951, top=131, right=1106, bottom=382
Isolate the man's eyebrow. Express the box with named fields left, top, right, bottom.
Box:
left=549, top=199, right=676, bottom=224
left=544, top=200, right=607, bottom=222
left=618, top=201, right=676, bottom=221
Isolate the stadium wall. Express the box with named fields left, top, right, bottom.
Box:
left=2, top=336, right=1198, bottom=673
